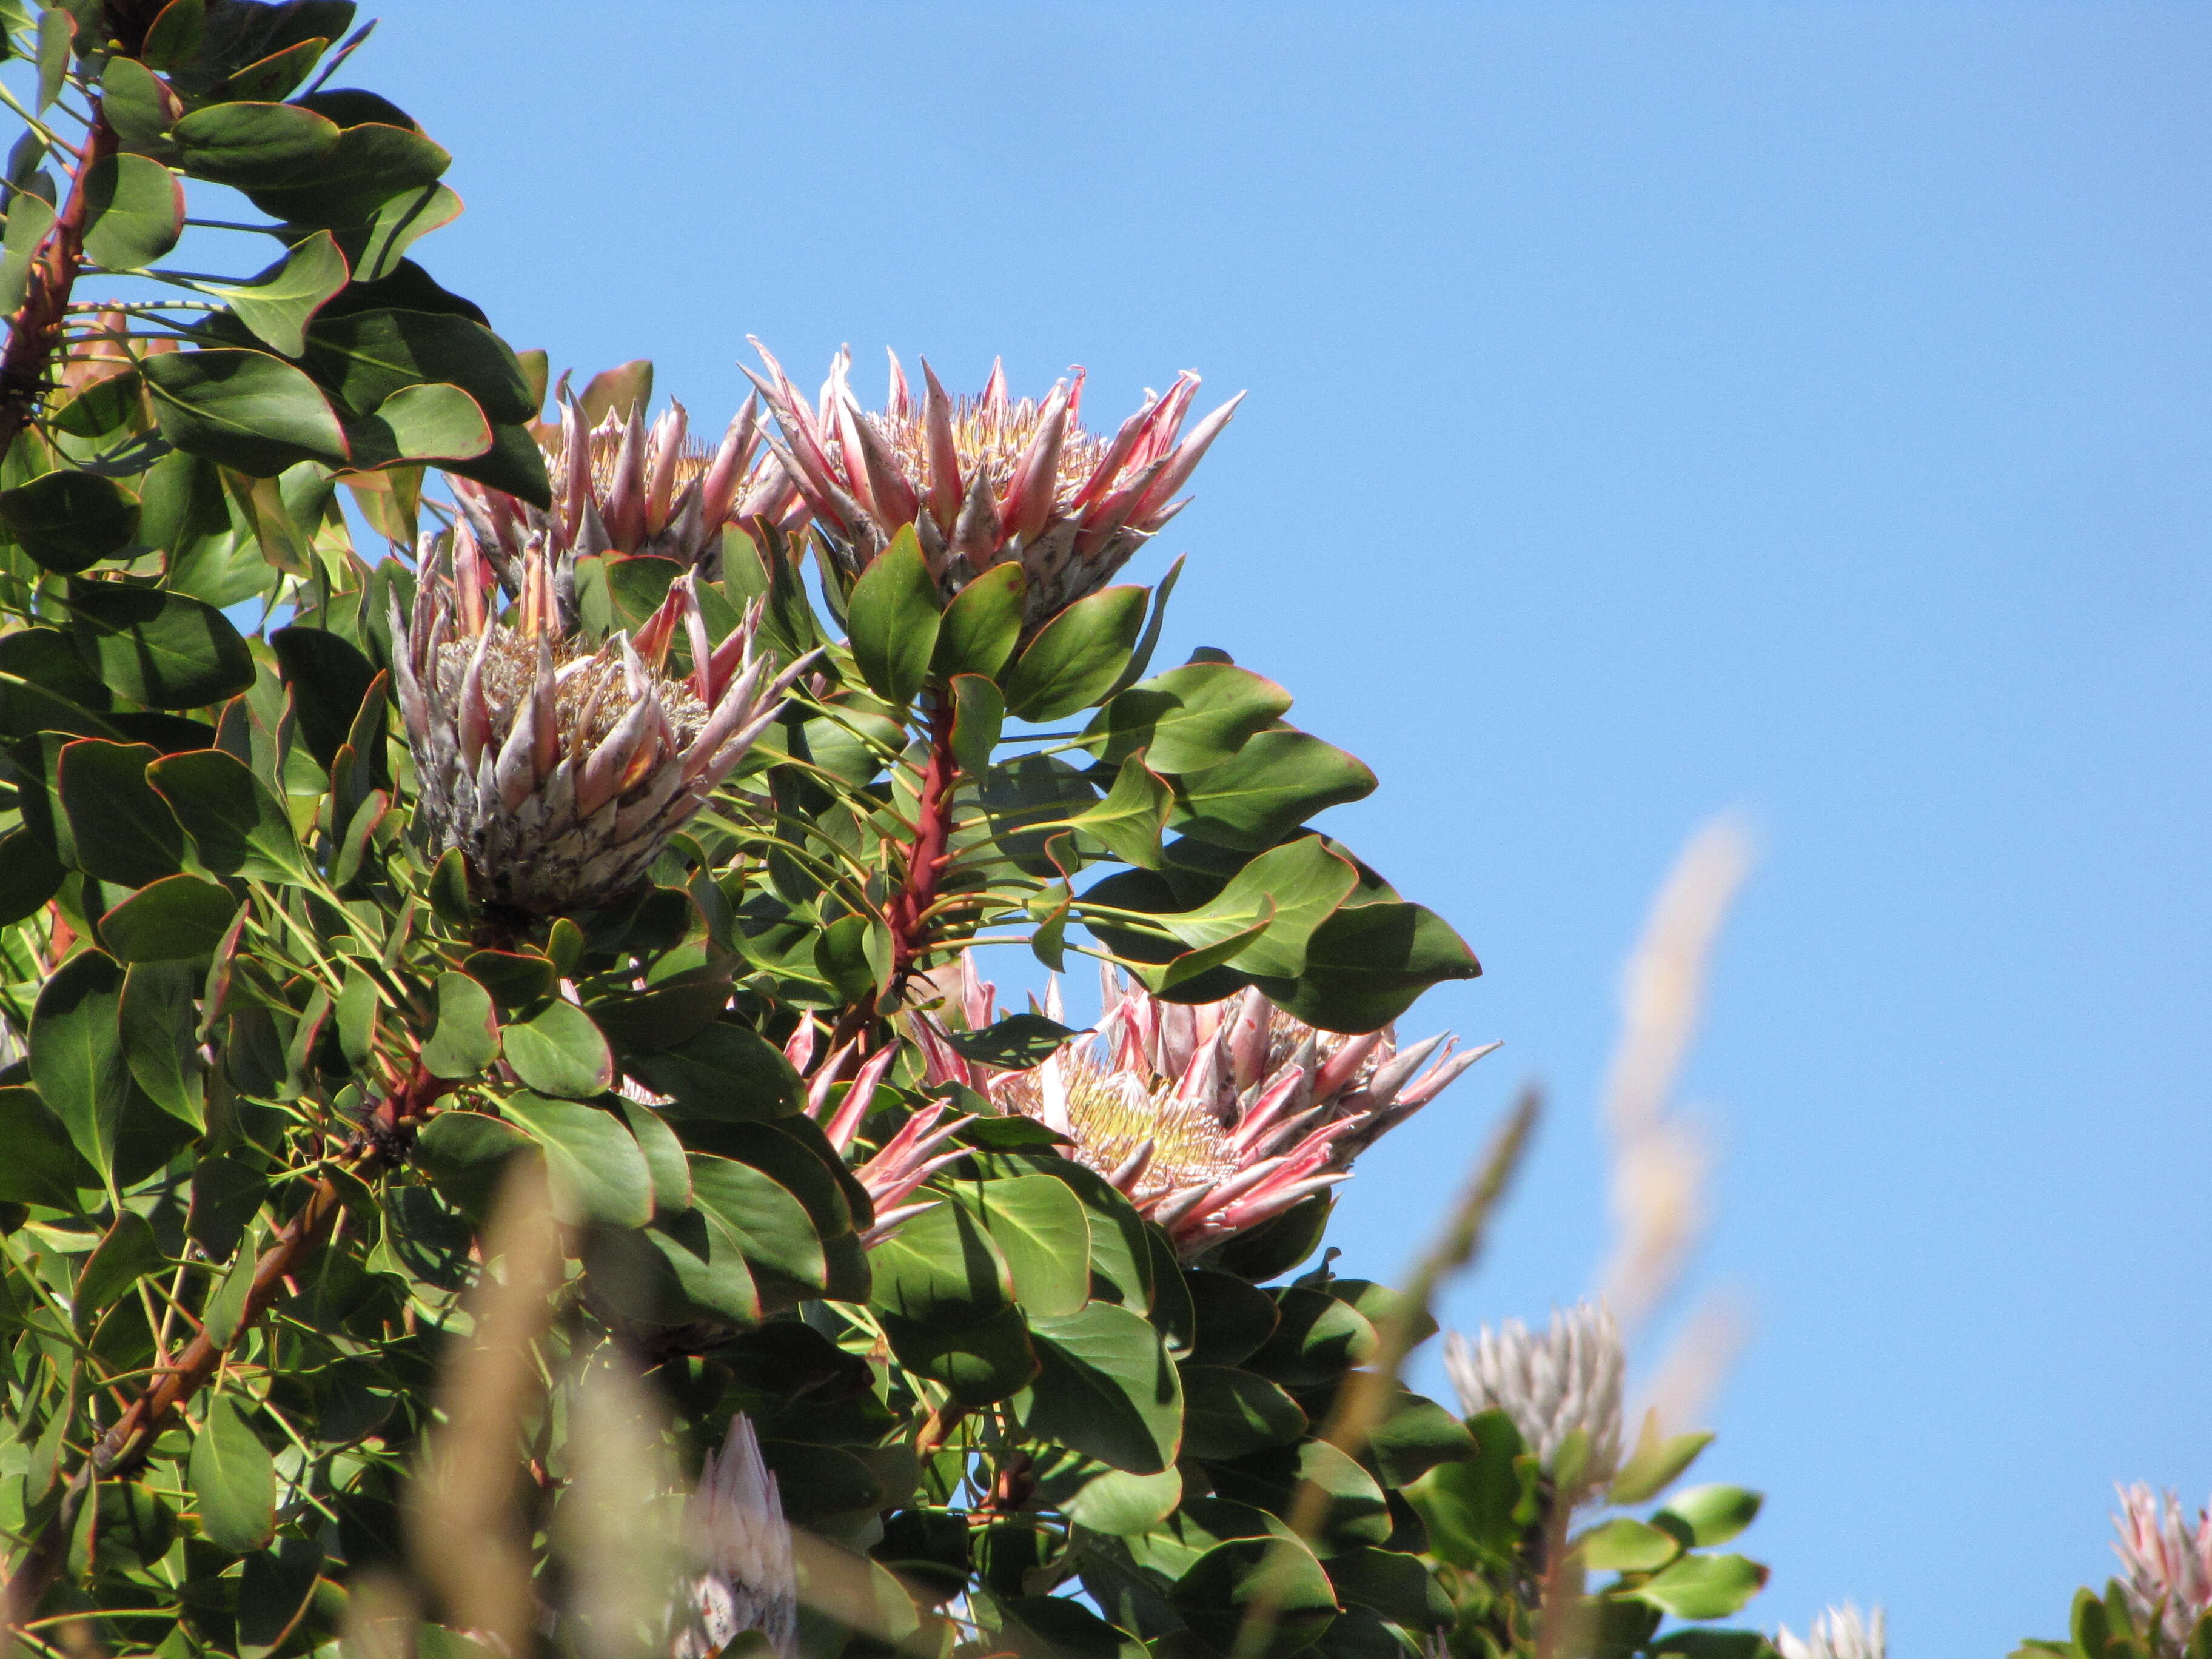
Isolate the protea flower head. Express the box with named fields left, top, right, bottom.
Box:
left=1443, top=1301, right=1626, bottom=1500
left=788, top=1026, right=973, bottom=1247
left=912, top=957, right=1492, bottom=1260
left=669, top=1413, right=796, bottom=1659
left=391, top=531, right=811, bottom=915
left=2113, top=1484, right=2212, bottom=1654
left=745, top=340, right=1242, bottom=627
left=450, top=381, right=792, bottom=609
left=1775, top=1604, right=1888, bottom=1659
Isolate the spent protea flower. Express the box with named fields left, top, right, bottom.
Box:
left=2113, top=1484, right=2212, bottom=1654
left=914, top=959, right=1492, bottom=1259
left=669, top=1414, right=796, bottom=1659
left=450, top=383, right=786, bottom=606
left=392, top=534, right=810, bottom=914
left=1444, top=1302, right=1625, bottom=1499
left=745, top=341, right=1242, bottom=626
left=1775, top=1604, right=1887, bottom=1659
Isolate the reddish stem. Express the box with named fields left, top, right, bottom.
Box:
left=882, top=689, right=961, bottom=999
left=0, top=104, right=115, bottom=469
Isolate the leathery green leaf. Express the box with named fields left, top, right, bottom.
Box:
left=1178, top=1366, right=1307, bottom=1461
left=1002, top=585, right=1148, bottom=722
left=30, top=950, right=132, bottom=1174
left=503, top=1094, right=651, bottom=1228
left=1065, top=751, right=1171, bottom=870
left=1168, top=728, right=1377, bottom=850
left=1170, top=1534, right=1337, bottom=1659
left=950, top=671, right=1004, bottom=780
left=686, top=1152, right=827, bottom=1299
left=65, top=581, right=257, bottom=708
left=0, top=468, right=140, bottom=572
left=1656, top=1484, right=1765, bottom=1547
left=933, top=560, right=1026, bottom=681
left=952, top=1173, right=1090, bottom=1319
left=1629, top=1554, right=1771, bottom=1621
left=868, top=1195, right=1013, bottom=1327
left=1086, top=661, right=1294, bottom=774
left=845, top=526, right=940, bottom=705
left=502, top=997, right=614, bottom=1099
left=121, top=960, right=205, bottom=1129
left=877, top=1303, right=1038, bottom=1406
left=142, top=347, right=351, bottom=475
left=190, top=1394, right=275, bottom=1553
left=81, top=152, right=186, bottom=270
left=58, top=739, right=182, bottom=886
left=1018, top=1302, right=1182, bottom=1475
left=420, top=972, right=500, bottom=1079
left=147, top=747, right=311, bottom=883
left=100, top=874, right=238, bottom=962
left=73, top=1210, right=164, bottom=1329
left=195, top=230, right=349, bottom=357
left=344, top=381, right=492, bottom=469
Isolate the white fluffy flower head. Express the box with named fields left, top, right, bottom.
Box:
left=1443, top=1301, right=1624, bottom=1498
left=1775, top=1604, right=1886, bottom=1659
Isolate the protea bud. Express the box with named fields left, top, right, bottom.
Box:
left=391, top=533, right=811, bottom=915
left=914, top=959, right=1491, bottom=1260
left=1775, top=1604, right=1888, bottom=1659
left=669, top=1413, right=796, bottom=1659
left=1443, top=1302, right=1626, bottom=1500
left=2113, top=1485, right=2212, bottom=1654
left=746, top=341, right=1241, bottom=628
left=450, top=383, right=788, bottom=607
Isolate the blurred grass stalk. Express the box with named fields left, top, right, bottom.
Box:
left=1599, top=817, right=1754, bottom=1432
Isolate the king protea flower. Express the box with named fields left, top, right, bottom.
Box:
left=669, top=1414, right=797, bottom=1659
left=1775, top=1605, right=1888, bottom=1659
left=1443, top=1302, right=1626, bottom=1501
left=450, top=384, right=793, bottom=609
left=912, top=959, right=1492, bottom=1259
left=2113, top=1484, right=2212, bottom=1654
left=392, top=532, right=811, bottom=914
left=745, top=341, right=1241, bottom=626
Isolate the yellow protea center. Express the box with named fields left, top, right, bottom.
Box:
left=868, top=394, right=1106, bottom=506
left=432, top=631, right=708, bottom=756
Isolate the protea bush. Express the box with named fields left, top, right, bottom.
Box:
left=0, top=8, right=2139, bottom=1659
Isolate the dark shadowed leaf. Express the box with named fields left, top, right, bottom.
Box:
left=503, top=1094, right=649, bottom=1228
left=1003, top=586, right=1148, bottom=722
left=0, top=468, right=140, bottom=571
left=30, top=951, right=132, bottom=1172
left=101, top=874, right=237, bottom=961
left=1018, top=1302, right=1182, bottom=1475
left=82, top=152, right=185, bottom=269
left=142, top=347, right=350, bottom=475
left=65, top=583, right=256, bottom=709
left=58, top=739, right=181, bottom=885
left=147, top=747, right=310, bottom=882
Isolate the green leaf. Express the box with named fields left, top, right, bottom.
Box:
left=1407, top=1416, right=1537, bottom=1568
left=100, top=873, right=238, bottom=960
left=199, top=1233, right=255, bottom=1350
left=623, top=1197, right=760, bottom=1327
left=420, top=971, right=500, bottom=1079
left=687, top=1151, right=828, bottom=1299
left=1609, top=1419, right=1714, bottom=1506
left=1577, top=1516, right=1682, bottom=1573
left=877, top=1303, right=1038, bottom=1406
left=845, top=526, right=940, bottom=705
left=1170, top=1535, right=1338, bottom=1659
left=414, top=1111, right=528, bottom=1223
left=81, top=152, right=184, bottom=269
left=342, top=180, right=463, bottom=284
left=1191, top=834, right=1358, bottom=980
left=58, top=739, right=182, bottom=885
left=345, top=380, right=492, bottom=469
left=170, top=100, right=340, bottom=187
left=994, top=1595, right=1145, bottom=1659
left=1260, top=899, right=1483, bottom=1036
left=195, top=229, right=348, bottom=356
left=30, top=950, right=130, bottom=1173
left=1002, top=585, right=1148, bottom=722
left=1168, top=729, right=1377, bottom=850
left=65, top=581, right=256, bottom=708
left=1104, top=552, right=1184, bottom=700
left=268, top=623, right=377, bottom=769
left=1185, top=1269, right=1281, bottom=1367
left=1209, top=1439, right=1392, bottom=1553
left=953, top=1173, right=1090, bottom=1319
left=0, top=1087, right=93, bottom=1207
left=1631, top=1554, right=1771, bottom=1621
left=1364, top=1389, right=1477, bottom=1487
left=632, top=1021, right=802, bottom=1119
left=1247, top=1287, right=1378, bottom=1386
left=1179, top=1365, right=1307, bottom=1460
left=141, top=347, right=350, bottom=475
left=189, top=1394, right=275, bottom=1553
left=34, top=5, right=69, bottom=112
left=502, top=997, right=614, bottom=1099
left=73, top=1209, right=164, bottom=1328
left=1018, top=1302, right=1182, bottom=1475
left=503, top=1094, right=651, bottom=1228
left=950, top=671, right=1004, bottom=779
left=0, top=825, right=64, bottom=924
left=1086, top=662, right=1294, bottom=774
left=941, top=1013, right=1078, bottom=1070
left=121, top=960, right=204, bottom=1128
left=241, top=121, right=450, bottom=231
left=934, top=561, right=1027, bottom=681
left=102, top=56, right=181, bottom=155
left=146, top=747, right=310, bottom=882
left=1067, top=752, right=1171, bottom=870
left=0, top=468, right=140, bottom=572
left=1324, top=1547, right=1456, bottom=1630
left=1657, top=1484, right=1765, bottom=1548
left=141, top=0, right=204, bottom=70
left=619, top=1099, right=690, bottom=1217
left=1028, top=1448, right=1184, bottom=1536
left=0, top=190, right=55, bottom=316
left=870, top=1195, right=1013, bottom=1326
left=297, top=306, right=535, bottom=425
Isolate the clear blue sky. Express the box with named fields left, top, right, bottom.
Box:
left=364, top=6, right=2210, bottom=1650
